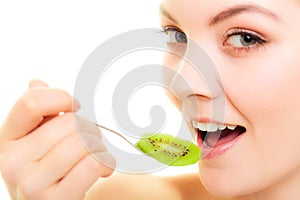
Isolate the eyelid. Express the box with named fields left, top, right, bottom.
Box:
left=160, top=25, right=187, bottom=42
left=161, top=25, right=185, bottom=33
left=159, top=25, right=188, bottom=54
left=222, top=28, right=268, bottom=45
left=221, top=27, right=269, bottom=57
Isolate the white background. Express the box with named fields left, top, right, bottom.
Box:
left=0, top=0, right=198, bottom=199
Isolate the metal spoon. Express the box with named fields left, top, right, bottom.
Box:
left=94, top=123, right=141, bottom=151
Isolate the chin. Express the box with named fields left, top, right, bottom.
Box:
left=197, top=161, right=263, bottom=198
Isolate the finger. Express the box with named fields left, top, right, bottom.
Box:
left=29, top=79, right=49, bottom=89
left=28, top=79, right=55, bottom=125
left=0, top=88, right=80, bottom=141
left=28, top=132, right=106, bottom=190
left=54, top=153, right=115, bottom=199
left=20, top=114, right=101, bottom=161
left=7, top=136, right=107, bottom=200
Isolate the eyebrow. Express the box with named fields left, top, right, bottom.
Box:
left=159, top=4, right=179, bottom=24
left=209, top=4, right=279, bottom=25
left=159, top=4, right=279, bottom=27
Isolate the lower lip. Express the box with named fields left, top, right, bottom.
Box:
left=197, top=132, right=244, bottom=159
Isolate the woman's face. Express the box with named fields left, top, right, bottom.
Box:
left=160, top=0, right=300, bottom=197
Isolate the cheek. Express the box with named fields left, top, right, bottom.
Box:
left=220, top=51, right=300, bottom=187
left=161, top=53, right=183, bottom=110
left=198, top=53, right=300, bottom=196
left=223, top=47, right=300, bottom=129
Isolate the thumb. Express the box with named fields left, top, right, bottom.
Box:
left=29, top=79, right=49, bottom=89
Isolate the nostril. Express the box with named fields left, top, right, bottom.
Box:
left=168, top=67, right=214, bottom=100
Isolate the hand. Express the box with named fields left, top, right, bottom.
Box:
left=0, top=80, right=115, bottom=200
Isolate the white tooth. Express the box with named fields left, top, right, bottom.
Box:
left=206, top=122, right=218, bottom=132
left=192, top=121, right=198, bottom=128
left=218, top=124, right=226, bottom=130
left=198, top=123, right=207, bottom=131
left=227, top=125, right=237, bottom=130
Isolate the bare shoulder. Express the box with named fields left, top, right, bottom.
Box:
left=85, top=173, right=182, bottom=200
left=165, top=173, right=217, bottom=200
left=85, top=172, right=216, bottom=200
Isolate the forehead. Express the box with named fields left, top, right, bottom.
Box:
left=160, top=0, right=297, bottom=24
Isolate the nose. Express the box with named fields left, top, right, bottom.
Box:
left=168, top=41, right=224, bottom=101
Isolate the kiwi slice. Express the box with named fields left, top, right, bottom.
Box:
left=136, top=133, right=201, bottom=166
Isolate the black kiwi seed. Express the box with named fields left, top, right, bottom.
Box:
left=136, top=133, right=201, bottom=166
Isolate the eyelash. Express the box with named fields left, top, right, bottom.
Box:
left=221, top=28, right=267, bottom=54
left=160, top=26, right=268, bottom=56
left=161, top=27, right=186, bottom=41
left=160, top=26, right=187, bottom=52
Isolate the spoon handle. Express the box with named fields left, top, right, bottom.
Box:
left=94, top=123, right=139, bottom=150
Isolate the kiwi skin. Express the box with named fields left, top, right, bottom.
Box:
left=136, top=133, right=201, bottom=166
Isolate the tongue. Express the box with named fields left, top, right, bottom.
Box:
left=204, top=130, right=240, bottom=148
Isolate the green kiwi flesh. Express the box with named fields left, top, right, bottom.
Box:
left=136, top=133, right=201, bottom=166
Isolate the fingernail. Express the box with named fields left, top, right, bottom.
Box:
left=29, top=79, right=49, bottom=89
left=96, top=152, right=116, bottom=168
left=79, top=132, right=106, bottom=152
left=73, top=98, right=81, bottom=111
left=94, top=152, right=116, bottom=169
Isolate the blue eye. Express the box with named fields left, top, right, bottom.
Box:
left=163, top=28, right=187, bottom=44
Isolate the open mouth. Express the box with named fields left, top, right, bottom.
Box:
left=192, top=121, right=246, bottom=148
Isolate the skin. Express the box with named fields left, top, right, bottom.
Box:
left=0, top=80, right=115, bottom=200
left=1, top=0, right=300, bottom=199
left=159, top=0, right=300, bottom=199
